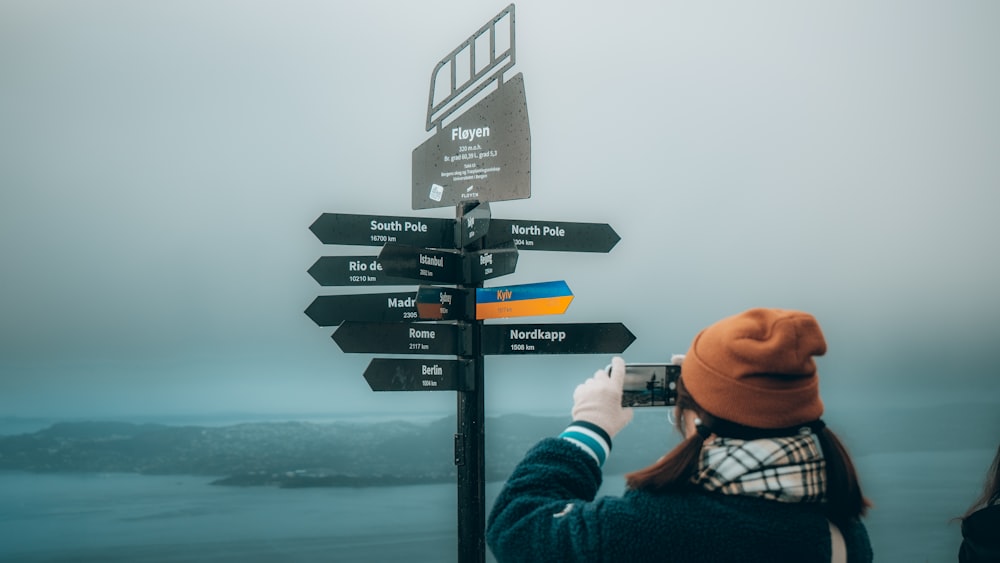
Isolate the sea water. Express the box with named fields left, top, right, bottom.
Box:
left=0, top=448, right=992, bottom=562
left=0, top=471, right=464, bottom=562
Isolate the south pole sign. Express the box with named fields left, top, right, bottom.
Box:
left=303, top=5, right=635, bottom=563
left=309, top=212, right=453, bottom=248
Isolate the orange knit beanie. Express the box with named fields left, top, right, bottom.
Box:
left=682, top=308, right=827, bottom=429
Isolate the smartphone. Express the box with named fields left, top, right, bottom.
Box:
left=611, top=363, right=681, bottom=407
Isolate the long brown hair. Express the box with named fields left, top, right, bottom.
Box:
left=963, top=443, right=1000, bottom=519
left=626, top=377, right=871, bottom=527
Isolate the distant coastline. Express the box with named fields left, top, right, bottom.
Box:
left=0, top=411, right=458, bottom=437
left=1, top=403, right=997, bottom=488
left=0, top=414, right=569, bottom=487
left=211, top=471, right=457, bottom=488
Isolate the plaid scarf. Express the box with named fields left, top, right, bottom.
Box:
left=691, top=432, right=827, bottom=503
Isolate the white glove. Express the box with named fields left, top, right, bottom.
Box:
left=571, top=356, right=634, bottom=439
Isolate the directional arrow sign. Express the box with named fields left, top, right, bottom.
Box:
left=468, top=240, right=518, bottom=283
left=489, top=219, right=620, bottom=253
left=378, top=244, right=463, bottom=284
left=416, top=286, right=471, bottom=321
left=364, top=359, right=473, bottom=392
left=310, top=213, right=454, bottom=248
left=482, top=323, right=636, bottom=355
left=333, top=321, right=469, bottom=355
left=475, top=280, right=573, bottom=320
left=304, top=292, right=417, bottom=327
left=459, top=202, right=491, bottom=248
left=308, top=256, right=416, bottom=287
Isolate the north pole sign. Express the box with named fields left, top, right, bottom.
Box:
left=490, top=218, right=621, bottom=253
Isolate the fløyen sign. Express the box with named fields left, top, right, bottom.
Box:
left=460, top=202, right=491, bottom=248
left=412, top=74, right=530, bottom=210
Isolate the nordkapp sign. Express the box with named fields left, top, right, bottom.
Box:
left=412, top=73, right=530, bottom=210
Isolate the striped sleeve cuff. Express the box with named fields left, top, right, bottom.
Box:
left=559, top=421, right=612, bottom=467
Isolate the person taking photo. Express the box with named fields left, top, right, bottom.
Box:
left=487, top=307, right=873, bottom=562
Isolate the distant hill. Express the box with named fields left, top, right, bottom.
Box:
left=0, top=403, right=995, bottom=487
left=0, top=414, right=562, bottom=486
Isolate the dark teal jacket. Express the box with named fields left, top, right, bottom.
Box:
left=487, top=438, right=872, bottom=563
left=960, top=504, right=1000, bottom=562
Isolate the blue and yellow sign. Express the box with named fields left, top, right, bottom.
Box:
left=475, top=280, right=573, bottom=320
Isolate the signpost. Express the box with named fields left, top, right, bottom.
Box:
left=491, top=218, right=621, bottom=253
left=333, top=321, right=470, bottom=355
left=307, top=256, right=416, bottom=287
left=481, top=322, right=636, bottom=355
left=378, top=243, right=464, bottom=284
left=364, top=358, right=473, bottom=392
left=309, top=212, right=453, bottom=248
left=460, top=202, right=492, bottom=248
left=416, top=286, right=471, bottom=321
left=475, top=280, right=574, bottom=320
left=304, top=292, right=418, bottom=326
left=467, top=241, right=519, bottom=283
left=303, top=5, right=636, bottom=562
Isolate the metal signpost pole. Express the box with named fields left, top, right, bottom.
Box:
left=456, top=202, right=487, bottom=563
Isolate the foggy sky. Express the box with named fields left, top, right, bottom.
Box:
left=1, top=1, right=998, bottom=421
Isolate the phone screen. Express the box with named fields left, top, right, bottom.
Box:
left=620, top=364, right=680, bottom=407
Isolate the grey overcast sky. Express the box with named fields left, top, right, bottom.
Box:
left=1, top=1, right=998, bottom=420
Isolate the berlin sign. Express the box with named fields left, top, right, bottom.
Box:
left=307, top=256, right=416, bottom=287
left=364, top=359, right=473, bottom=392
